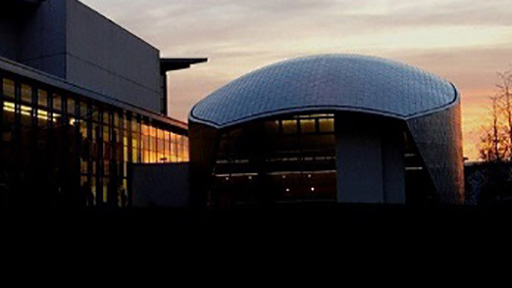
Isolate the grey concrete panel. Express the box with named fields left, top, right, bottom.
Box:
left=65, top=55, right=160, bottom=112
left=22, top=53, right=67, bottom=78
left=65, top=0, right=162, bottom=112
left=17, top=0, right=67, bottom=78
left=132, top=163, right=190, bottom=208
left=0, top=9, right=21, bottom=60
left=336, top=120, right=385, bottom=203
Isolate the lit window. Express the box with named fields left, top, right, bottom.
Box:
left=38, top=90, right=48, bottom=108
left=2, top=79, right=15, bottom=99
left=300, top=119, right=316, bottom=133
left=282, top=120, right=298, bottom=134
left=68, top=98, right=75, bottom=116
left=53, top=94, right=62, bottom=111
left=319, top=118, right=334, bottom=132
left=21, top=84, right=32, bottom=104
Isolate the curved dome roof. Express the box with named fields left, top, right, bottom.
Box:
left=190, top=54, right=458, bottom=128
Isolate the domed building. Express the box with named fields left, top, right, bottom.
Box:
left=189, top=54, right=464, bottom=207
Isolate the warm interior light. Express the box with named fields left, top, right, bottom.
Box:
left=3, top=102, right=58, bottom=123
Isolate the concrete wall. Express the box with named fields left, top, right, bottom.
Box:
left=0, top=4, right=24, bottom=60
left=132, top=163, right=190, bottom=207
left=66, top=0, right=162, bottom=112
left=18, top=0, right=67, bottom=78
left=0, top=0, right=163, bottom=113
left=335, top=114, right=405, bottom=204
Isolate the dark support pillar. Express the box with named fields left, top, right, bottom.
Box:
left=189, top=122, right=218, bottom=209
left=126, top=112, right=133, bottom=207
left=160, top=73, right=168, bottom=116
left=86, top=102, right=93, bottom=206
left=96, top=108, right=103, bottom=205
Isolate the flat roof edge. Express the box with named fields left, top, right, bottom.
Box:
left=160, top=58, right=208, bottom=72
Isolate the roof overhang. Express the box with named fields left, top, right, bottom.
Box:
left=160, top=58, right=208, bottom=73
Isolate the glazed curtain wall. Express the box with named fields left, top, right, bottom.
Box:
left=0, top=74, right=188, bottom=208
left=210, top=113, right=336, bottom=206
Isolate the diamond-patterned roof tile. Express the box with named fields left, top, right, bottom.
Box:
left=190, top=54, right=458, bottom=128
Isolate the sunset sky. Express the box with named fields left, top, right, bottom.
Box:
left=81, top=0, right=512, bottom=161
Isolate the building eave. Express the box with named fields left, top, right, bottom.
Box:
left=160, top=58, right=208, bottom=73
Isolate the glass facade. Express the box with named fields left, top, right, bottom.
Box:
left=211, top=113, right=336, bottom=206
left=206, top=112, right=438, bottom=207
left=0, top=72, right=189, bottom=207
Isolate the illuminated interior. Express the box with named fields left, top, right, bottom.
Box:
left=211, top=113, right=336, bottom=206
left=206, top=112, right=435, bottom=207
left=0, top=76, right=189, bottom=207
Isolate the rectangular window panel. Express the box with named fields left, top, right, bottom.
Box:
left=157, top=138, right=164, bottom=154
left=91, top=105, right=99, bottom=122
left=103, top=110, right=110, bottom=125
left=3, top=79, right=15, bottom=99
left=103, top=125, right=110, bottom=142
left=132, top=118, right=140, bottom=132
left=80, top=121, right=88, bottom=139
left=132, top=147, right=138, bottom=163
left=143, top=150, right=149, bottom=163
left=141, top=135, right=148, bottom=151
left=20, top=104, right=32, bottom=126
left=80, top=102, right=88, bottom=119
left=282, top=120, right=298, bottom=134
left=164, top=139, right=170, bottom=155
left=21, top=84, right=32, bottom=104
left=150, top=136, right=155, bottom=152
left=53, top=94, right=62, bottom=111
left=142, top=123, right=149, bottom=136
left=123, top=113, right=129, bottom=130
left=38, top=90, right=48, bottom=108
left=300, top=119, right=316, bottom=134
left=67, top=98, right=75, bottom=116
left=319, top=118, right=334, bottom=133
left=113, top=112, right=120, bottom=127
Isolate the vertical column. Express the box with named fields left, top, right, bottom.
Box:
left=86, top=102, right=94, bottom=206
left=0, top=77, right=4, bottom=167
left=13, top=81, right=21, bottom=163
left=160, top=73, right=168, bottom=115
left=0, top=76, right=4, bottom=201
left=335, top=115, right=384, bottom=203
left=126, top=112, right=133, bottom=207
left=335, top=115, right=406, bottom=204
left=96, top=107, right=103, bottom=205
